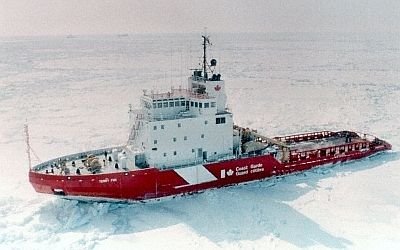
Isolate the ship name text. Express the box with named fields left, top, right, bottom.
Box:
left=99, top=178, right=118, bottom=184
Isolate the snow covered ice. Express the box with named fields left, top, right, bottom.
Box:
left=1, top=33, right=400, bottom=249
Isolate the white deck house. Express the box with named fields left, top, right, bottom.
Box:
left=126, top=70, right=236, bottom=169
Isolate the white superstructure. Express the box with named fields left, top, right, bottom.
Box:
left=126, top=36, right=237, bottom=169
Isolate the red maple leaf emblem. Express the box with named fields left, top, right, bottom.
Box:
left=214, top=85, right=221, bottom=91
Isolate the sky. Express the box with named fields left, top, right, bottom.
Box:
left=1, top=0, right=400, bottom=37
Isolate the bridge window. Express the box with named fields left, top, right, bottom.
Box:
left=153, top=126, right=157, bottom=130
left=153, top=103, right=156, bottom=108
left=178, top=123, right=181, bottom=128
left=216, top=117, right=226, bottom=124
left=184, top=136, right=187, bottom=140
left=181, top=101, right=186, bottom=106
left=173, top=151, right=177, bottom=156
left=204, top=103, right=209, bottom=108
left=163, top=153, right=167, bottom=157
left=157, top=103, right=162, bottom=108
left=199, top=103, right=203, bottom=108
left=169, top=101, right=174, bottom=107
left=163, top=102, right=168, bottom=108
left=161, top=125, right=165, bottom=129
left=195, top=102, right=198, bottom=108
left=154, top=140, right=157, bottom=144
left=175, top=101, right=180, bottom=106
left=201, top=134, right=204, bottom=139
left=211, top=102, right=216, bottom=107
left=191, top=101, right=194, bottom=107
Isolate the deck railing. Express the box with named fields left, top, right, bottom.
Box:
left=32, top=146, right=125, bottom=172
left=144, top=88, right=213, bottom=100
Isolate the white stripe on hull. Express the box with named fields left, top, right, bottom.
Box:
left=174, top=164, right=217, bottom=186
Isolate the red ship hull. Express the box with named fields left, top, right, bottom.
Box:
left=29, top=141, right=391, bottom=202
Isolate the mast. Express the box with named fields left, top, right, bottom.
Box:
left=202, top=35, right=210, bottom=80
left=24, top=123, right=32, bottom=170
left=24, top=122, right=41, bottom=169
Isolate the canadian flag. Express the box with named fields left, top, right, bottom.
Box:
left=221, top=169, right=234, bottom=178
left=214, top=85, right=221, bottom=91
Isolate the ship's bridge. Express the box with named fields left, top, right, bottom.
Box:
left=138, top=88, right=217, bottom=122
